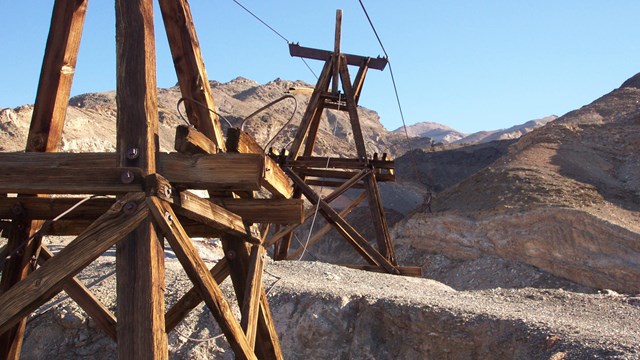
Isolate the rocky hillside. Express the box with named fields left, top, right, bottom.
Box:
left=454, top=115, right=558, bottom=144
left=393, top=74, right=640, bottom=294
left=393, top=121, right=465, bottom=144
left=0, top=77, right=415, bottom=158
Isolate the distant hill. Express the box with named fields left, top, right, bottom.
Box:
left=396, top=117, right=556, bottom=146
left=453, top=116, right=557, bottom=144
left=393, top=121, right=465, bottom=144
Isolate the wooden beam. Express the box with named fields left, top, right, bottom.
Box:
left=331, top=9, right=342, bottom=95
left=222, top=237, right=283, bottom=360
left=147, top=197, right=256, bottom=359
left=226, top=128, right=293, bottom=199
left=286, top=170, right=399, bottom=274
left=0, top=167, right=143, bottom=195
left=41, top=218, right=220, bottom=238
left=37, top=246, right=117, bottom=341
left=286, top=191, right=367, bottom=260
left=296, top=168, right=394, bottom=182
left=352, top=59, right=370, bottom=105
left=0, top=192, right=149, bottom=336
left=26, top=0, right=88, bottom=153
left=164, top=258, right=230, bottom=332
left=364, top=173, right=396, bottom=264
left=288, top=43, right=387, bottom=70
left=217, top=198, right=303, bottom=225
left=339, top=56, right=367, bottom=160
left=0, top=197, right=303, bottom=225
left=146, top=174, right=260, bottom=243
left=174, top=124, right=218, bottom=155
left=287, top=156, right=394, bottom=170
left=287, top=58, right=333, bottom=159
left=240, top=245, right=265, bottom=348
left=159, top=0, right=226, bottom=150
left=157, top=152, right=265, bottom=192
left=115, top=1, right=167, bottom=358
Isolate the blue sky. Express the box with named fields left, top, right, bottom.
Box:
left=1, top=1, right=639, bottom=133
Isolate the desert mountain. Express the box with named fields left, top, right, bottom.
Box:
left=0, top=77, right=418, bottom=159
left=454, top=115, right=558, bottom=144
left=393, top=121, right=465, bottom=144
left=393, top=73, right=640, bottom=293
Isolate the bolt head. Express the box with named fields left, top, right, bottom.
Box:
left=121, top=170, right=135, bottom=184
left=126, top=147, right=140, bottom=160
left=226, top=250, right=236, bottom=260
left=122, top=201, right=137, bottom=215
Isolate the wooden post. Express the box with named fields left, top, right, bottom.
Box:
left=115, top=0, right=167, bottom=358
left=158, top=0, right=227, bottom=150
left=332, top=9, right=342, bottom=95
left=0, top=1, right=88, bottom=358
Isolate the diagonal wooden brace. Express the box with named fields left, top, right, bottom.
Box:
left=146, top=196, right=257, bottom=360
left=0, top=192, right=149, bottom=336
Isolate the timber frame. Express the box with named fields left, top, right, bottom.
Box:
left=0, top=0, right=298, bottom=358
left=266, top=10, right=421, bottom=278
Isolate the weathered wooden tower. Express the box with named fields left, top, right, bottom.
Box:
left=0, top=2, right=418, bottom=359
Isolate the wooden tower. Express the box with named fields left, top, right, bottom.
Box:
left=0, top=0, right=302, bottom=359
left=265, top=10, right=421, bottom=277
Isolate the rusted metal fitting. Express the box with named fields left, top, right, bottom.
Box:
left=126, top=147, right=139, bottom=160
left=226, top=250, right=236, bottom=260
left=163, top=186, right=173, bottom=199
left=29, top=134, right=45, bottom=152
left=121, top=170, right=135, bottom=184
left=122, top=201, right=138, bottom=215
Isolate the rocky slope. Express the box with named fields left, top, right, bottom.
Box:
left=393, top=121, right=465, bottom=144
left=393, top=74, right=640, bottom=294
left=0, top=77, right=414, bottom=158
left=454, top=115, right=558, bottom=144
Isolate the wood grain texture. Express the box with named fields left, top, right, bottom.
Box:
left=147, top=197, right=256, bottom=360
left=174, top=125, right=219, bottom=155
left=38, top=245, right=117, bottom=341
left=158, top=0, right=226, bottom=150
left=364, top=173, right=397, bottom=264
left=342, top=264, right=423, bottom=277
left=0, top=193, right=148, bottom=336
left=288, top=43, right=387, bottom=70
left=240, top=245, right=265, bottom=348
left=339, top=56, right=367, bottom=160
left=115, top=1, right=167, bottom=357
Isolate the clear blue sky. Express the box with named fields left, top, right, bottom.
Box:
left=1, top=1, right=639, bottom=133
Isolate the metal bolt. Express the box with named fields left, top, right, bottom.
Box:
left=121, top=170, right=135, bottom=184
left=126, top=147, right=139, bottom=160
left=11, top=203, right=24, bottom=216
left=163, top=186, right=173, bottom=198
left=226, top=250, right=236, bottom=260
left=122, top=201, right=137, bottom=215
left=30, top=134, right=45, bottom=151
left=164, top=211, right=174, bottom=225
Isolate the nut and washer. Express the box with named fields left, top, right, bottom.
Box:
left=122, top=201, right=138, bottom=215
left=121, top=170, right=135, bottom=184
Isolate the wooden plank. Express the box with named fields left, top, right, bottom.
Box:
left=331, top=9, right=342, bottom=95
left=26, top=0, right=89, bottom=153
left=339, top=56, right=367, bottom=160
left=352, top=59, right=370, bottom=105
left=157, top=152, right=264, bottom=192
left=0, top=217, right=41, bottom=359
left=0, top=197, right=116, bottom=221
left=115, top=1, right=166, bottom=358
left=158, top=0, right=226, bottom=150
left=0, top=197, right=303, bottom=225
left=0, top=167, right=143, bottom=195
left=288, top=156, right=395, bottom=170
left=174, top=125, right=218, bottom=155
left=43, top=219, right=221, bottom=238
left=146, top=174, right=260, bottom=243
left=222, top=237, right=283, bottom=360
left=286, top=170, right=399, bottom=275
left=147, top=197, right=256, bottom=359
left=342, top=264, right=423, bottom=277
left=226, top=128, right=293, bottom=199
left=217, top=198, right=303, bottom=225
left=241, top=245, right=265, bottom=348
left=37, top=246, right=117, bottom=341
left=165, top=258, right=230, bottom=332
left=0, top=192, right=149, bottom=336
left=288, top=43, right=387, bottom=70
left=296, top=168, right=394, bottom=182
left=286, top=191, right=367, bottom=260
left=364, top=173, right=397, bottom=264
left=288, top=59, right=333, bottom=159
left=304, top=179, right=365, bottom=189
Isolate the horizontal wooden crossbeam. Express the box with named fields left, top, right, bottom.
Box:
left=0, top=152, right=293, bottom=197
left=285, top=156, right=394, bottom=170
left=289, top=43, right=387, bottom=70
left=296, top=168, right=394, bottom=182
left=0, top=197, right=302, bottom=225
left=342, top=264, right=422, bottom=277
